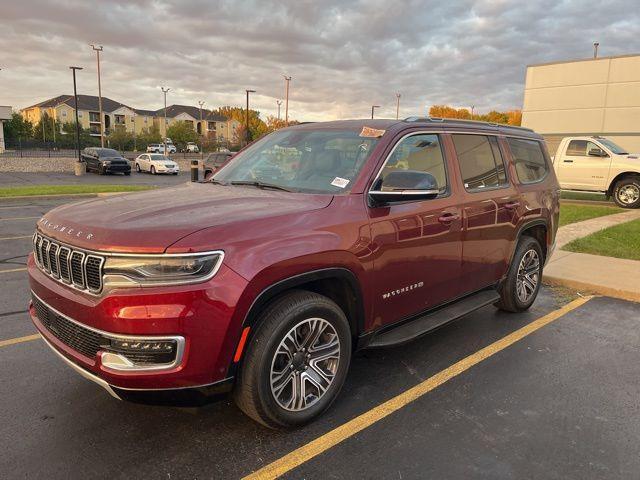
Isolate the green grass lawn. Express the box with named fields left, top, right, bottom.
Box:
left=563, top=219, right=640, bottom=261
left=559, top=204, right=624, bottom=227
left=0, top=185, right=155, bottom=198
left=560, top=191, right=611, bottom=202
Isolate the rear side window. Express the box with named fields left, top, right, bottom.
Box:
left=507, top=138, right=548, bottom=184
left=452, top=134, right=508, bottom=191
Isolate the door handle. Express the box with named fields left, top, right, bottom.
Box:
left=563, top=159, right=573, bottom=163
left=504, top=201, right=520, bottom=210
left=438, top=212, right=460, bottom=224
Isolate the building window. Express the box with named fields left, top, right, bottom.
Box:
left=115, top=115, right=125, bottom=125
left=89, top=111, right=100, bottom=123
left=208, top=121, right=216, bottom=130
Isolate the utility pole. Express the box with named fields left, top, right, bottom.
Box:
left=198, top=100, right=205, bottom=159
left=471, top=105, right=475, bottom=119
left=371, top=105, right=380, bottom=119
left=283, top=75, right=291, bottom=125
left=245, top=89, right=256, bottom=146
left=90, top=45, right=104, bottom=147
left=160, top=87, right=170, bottom=155
left=70, top=67, right=83, bottom=163
left=132, top=111, right=136, bottom=152
left=395, top=93, right=401, bottom=120
left=593, top=42, right=599, bottom=59
left=276, top=99, right=282, bottom=120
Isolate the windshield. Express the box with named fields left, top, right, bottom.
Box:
left=214, top=128, right=380, bottom=193
left=99, top=149, right=120, bottom=158
left=150, top=154, right=169, bottom=161
left=597, top=138, right=628, bottom=155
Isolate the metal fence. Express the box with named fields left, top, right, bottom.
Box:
left=1, top=142, right=208, bottom=160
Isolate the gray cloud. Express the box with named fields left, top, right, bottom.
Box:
left=1, top=0, right=638, bottom=121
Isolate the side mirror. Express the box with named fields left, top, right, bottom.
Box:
left=588, top=148, right=607, bottom=157
left=369, top=170, right=440, bottom=204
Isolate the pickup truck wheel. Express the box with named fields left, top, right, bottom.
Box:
left=613, top=178, right=640, bottom=208
left=495, top=236, right=543, bottom=313
left=234, top=290, right=351, bottom=429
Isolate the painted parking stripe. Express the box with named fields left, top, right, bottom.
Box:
left=0, top=216, right=40, bottom=222
left=242, top=295, right=593, bottom=480
left=0, top=235, right=32, bottom=241
left=0, top=334, right=40, bottom=348
left=0, top=267, right=27, bottom=274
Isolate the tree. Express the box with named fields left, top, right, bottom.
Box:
left=217, top=106, right=268, bottom=143
left=429, top=105, right=522, bottom=126
left=137, top=125, right=162, bottom=150
left=264, top=115, right=299, bottom=133
left=107, top=126, right=135, bottom=151
left=166, top=121, right=198, bottom=150
left=32, top=112, right=57, bottom=143
left=3, top=113, right=33, bottom=145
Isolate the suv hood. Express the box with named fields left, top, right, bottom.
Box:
left=37, top=183, right=332, bottom=253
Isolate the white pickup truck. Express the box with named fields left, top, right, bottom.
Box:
left=552, top=136, right=640, bottom=208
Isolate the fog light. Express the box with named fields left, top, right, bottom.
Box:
left=101, top=337, right=182, bottom=370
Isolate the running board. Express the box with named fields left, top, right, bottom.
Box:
left=367, top=289, right=501, bottom=348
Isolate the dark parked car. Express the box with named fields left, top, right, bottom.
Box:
left=29, top=118, right=559, bottom=428
left=81, top=148, right=131, bottom=175
left=204, top=151, right=235, bottom=177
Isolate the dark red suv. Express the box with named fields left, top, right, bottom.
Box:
left=28, top=118, right=559, bottom=427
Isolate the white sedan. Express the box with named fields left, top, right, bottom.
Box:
left=134, top=154, right=180, bottom=175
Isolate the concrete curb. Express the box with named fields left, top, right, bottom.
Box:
left=543, top=274, right=640, bottom=303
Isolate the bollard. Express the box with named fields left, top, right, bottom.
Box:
left=191, top=159, right=199, bottom=182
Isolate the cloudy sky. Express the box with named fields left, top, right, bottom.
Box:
left=1, top=0, right=638, bottom=121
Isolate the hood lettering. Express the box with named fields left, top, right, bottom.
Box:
left=39, top=218, right=95, bottom=241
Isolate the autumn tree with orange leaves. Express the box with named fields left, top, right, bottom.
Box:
left=428, top=105, right=522, bottom=126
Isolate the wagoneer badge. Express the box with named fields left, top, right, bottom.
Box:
left=382, top=281, right=424, bottom=299
left=39, top=218, right=94, bottom=240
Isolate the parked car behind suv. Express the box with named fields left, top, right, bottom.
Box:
left=81, top=147, right=131, bottom=175
left=204, top=151, right=235, bottom=177
left=28, top=118, right=558, bottom=428
left=134, top=153, right=180, bottom=175
left=552, top=136, right=640, bottom=208
left=147, top=143, right=177, bottom=154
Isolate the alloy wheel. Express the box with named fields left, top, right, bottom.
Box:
left=617, top=184, right=640, bottom=205
left=270, top=318, right=341, bottom=412
left=516, top=249, right=540, bottom=303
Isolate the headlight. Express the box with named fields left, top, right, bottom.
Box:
left=103, top=161, right=111, bottom=166
left=103, top=251, right=223, bottom=286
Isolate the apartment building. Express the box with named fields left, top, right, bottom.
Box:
left=21, top=95, right=239, bottom=143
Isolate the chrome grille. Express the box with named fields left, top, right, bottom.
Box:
left=32, top=233, right=105, bottom=293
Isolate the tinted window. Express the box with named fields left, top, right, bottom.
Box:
left=98, top=149, right=120, bottom=158
left=452, top=134, right=508, bottom=191
left=377, top=134, right=447, bottom=194
left=598, top=138, right=627, bottom=154
left=507, top=138, right=548, bottom=184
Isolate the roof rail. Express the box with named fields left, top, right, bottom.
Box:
left=403, top=116, right=534, bottom=132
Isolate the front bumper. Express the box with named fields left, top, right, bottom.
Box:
left=104, top=164, right=131, bottom=174
left=28, top=254, right=248, bottom=394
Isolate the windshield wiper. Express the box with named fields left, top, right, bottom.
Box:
left=229, top=180, right=294, bottom=192
left=210, top=179, right=229, bottom=186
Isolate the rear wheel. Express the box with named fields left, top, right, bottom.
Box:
left=150, top=166, right=156, bottom=175
left=234, top=290, right=351, bottom=428
left=613, top=177, right=640, bottom=208
left=496, top=236, right=543, bottom=313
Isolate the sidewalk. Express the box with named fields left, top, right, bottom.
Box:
left=544, top=210, right=640, bottom=302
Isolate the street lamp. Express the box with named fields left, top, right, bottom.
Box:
left=160, top=87, right=170, bottom=154
left=245, top=89, right=256, bottom=146
left=283, top=75, right=291, bottom=125
left=90, top=45, right=105, bottom=147
left=371, top=105, right=380, bottom=119
left=395, top=93, right=401, bottom=120
left=69, top=67, right=83, bottom=163
left=198, top=100, right=205, bottom=159
left=276, top=99, right=283, bottom=120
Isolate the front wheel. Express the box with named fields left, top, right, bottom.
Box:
left=150, top=166, right=156, bottom=175
left=135, top=163, right=141, bottom=173
left=495, top=236, right=543, bottom=313
left=613, top=177, right=640, bottom=208
left=234, top=290, right=351, bottom=428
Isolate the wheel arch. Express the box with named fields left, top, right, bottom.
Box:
left=607, top=171, right=640, bottom=196
left=509, top=219, right=549, bottom=266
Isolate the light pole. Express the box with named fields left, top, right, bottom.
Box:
left=283, top=75, right=291, bottom=125
left=471, top=105, right=475, bottom=119
left=198, top=100, right=205, bottom=159
left=132, top=112, right=136, bottom=152
left=245, top=89, right=256, bottom=146
left=69, top=66, right=83, bottom=163
left=276, top=99, right=282, bottom=120
left=160, top=87, right=170, bottom=154
left=593, top=42, right=599, bottom=59
left=90, top=45, right=105, bottom=147
left=371, top=105, right=380, bottom=119
left=395, top=93, right=401, bottom=120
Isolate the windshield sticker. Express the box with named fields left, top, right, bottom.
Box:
left=331, top=177, right=350, bottom=188
left=360, top=126, right=386, bottom=138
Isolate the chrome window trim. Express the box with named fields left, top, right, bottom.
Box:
left=32, top=290, right=185, bottom=372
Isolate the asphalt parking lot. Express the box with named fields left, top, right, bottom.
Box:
left=1, top=196, right=639, bottom=479
left=0, top=170, right=187, bottom=188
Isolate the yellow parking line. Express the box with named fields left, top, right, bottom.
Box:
left=0, top=267, right=27, bottom=274
left=0, top=216, right=40, bottom=222
left=0, top=334, right=40, bottom=348
left=243, top=295, right=593, bottom=480
left=0, top=235, right=32, bottom=241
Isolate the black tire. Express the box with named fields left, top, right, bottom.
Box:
left=495, top=236, right=543, bottom=313
left=135, top=163, right=141, bottom=173
left=150, top=166, right=156, bottom=175
left=99, top=166, right=105, bottom=175
left=234, top=290, right=352, bottom=429
left=124, top=171, right=131, bottom=176
left=612, top=177, right=640, bottom=209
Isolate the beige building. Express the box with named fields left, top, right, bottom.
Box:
left=21, top=95, right=239, bottom=143
left=0, top=105, right=11, bottom=152
left=522, top=53, right=640, bottom=154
